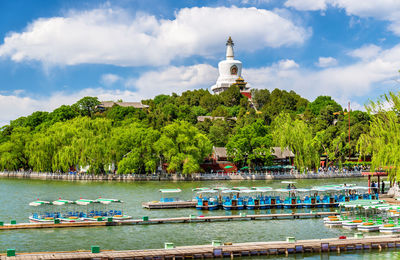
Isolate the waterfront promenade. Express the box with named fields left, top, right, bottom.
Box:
left=0, top=170, right=363, bottom=181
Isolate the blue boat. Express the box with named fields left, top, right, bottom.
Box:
left=193, top=188, right=219, bottom=210
left=222, top=190, right=245, bottom=210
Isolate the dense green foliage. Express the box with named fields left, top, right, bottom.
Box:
left=358, top=92, right=400, bottom=180
left=0, top=86, right=372, bottom=174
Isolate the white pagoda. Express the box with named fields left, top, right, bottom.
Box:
left=211, top=37, right=250, bottom=94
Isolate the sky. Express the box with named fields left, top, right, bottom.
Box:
left=1, top=0, right=400, bottom=126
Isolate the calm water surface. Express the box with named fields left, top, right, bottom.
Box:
left=0, top=177, right=396, bottom=259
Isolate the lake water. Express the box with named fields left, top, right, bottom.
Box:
left=0, top=177, right=396, bottom=259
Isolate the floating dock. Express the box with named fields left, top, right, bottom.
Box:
left=0, top=212, right=338, bottom=230
left=2, top=234, right=400, bottom=259
left=142, top=201, right=342, bottom=209
left=142, top=201, right=197, bottom=209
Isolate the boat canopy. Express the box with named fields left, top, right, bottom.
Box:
left=232, top=186, right=249, bottom=190
left=251, top=187, right=273, bottom=191
left=196, top=189, right=218, bottom=194
left=29, top=200, right=51, bottom=207
left=221, top=189, right=240, bottom=194
left=95, top=198, right=123, bottom=204
left=75, top=199, right=97, bottom=206
left=52, top=199, right=74, bottom=206
left=274, top=188, right=292, bottom=193
left=213, top=187, right=229, bottom=191
left=281, top=181, right=296, bottom=184
left=159, top=189, right=182, bottom=193
left=295, top=188, right=311, bottom=192
left=192, top=187, right=211, bottom=192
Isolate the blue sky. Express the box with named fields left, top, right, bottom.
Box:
left=1, top=0, right=400, bottom=125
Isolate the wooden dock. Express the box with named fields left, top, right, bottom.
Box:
left=0, top=212, right=338, bottom=230
left=142, top=201, right=197, bottom=209
left=2, top=234, right=400, bottom=259
left=142, top=201, right=342, bottom=209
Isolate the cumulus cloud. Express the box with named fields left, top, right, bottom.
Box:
left=285, top=0, right=328, bottom=11
left=0, top=6, right=310, bottom=67
left=100, top=73, right=121, bottom=86
left=285, top=0, right=400, bottom=35
left=348, top=44, right=382, bottom=61
left=244, top=43, right=400, bottom=107
left=316, top=57, right=338, bottom=67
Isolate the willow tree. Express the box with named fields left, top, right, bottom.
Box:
left=112, top=122, right=160, bottom=174
left=155, top=120, right=212, bottom=174
left=26, top=117, right=112, bottom=174
left=358, top=92, right=400, bottom=181
left=272, top=113, right=320, bottom=172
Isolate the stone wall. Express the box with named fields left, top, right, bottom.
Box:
left=0, top=171, right=363, bottom=182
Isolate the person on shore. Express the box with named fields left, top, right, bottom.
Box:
left=381, top=180, right=385, bottom=194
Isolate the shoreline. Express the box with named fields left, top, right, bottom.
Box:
left=0, top=171, right=364, bottom=182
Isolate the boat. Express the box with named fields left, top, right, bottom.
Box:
left=222, top=190, right=245, bottom=210
left=193, top=188, right=219, bottom=210
left=52, top=199, right=81, bottom=222
left=250, top=187, right=273, bottom=209
left=159, top=189, right=182, bottom=203
left=28, top=200, right=54, bottom=223
left=95, top=198, right=132, bottom=220
left=75, top=198, right=103, bottom=221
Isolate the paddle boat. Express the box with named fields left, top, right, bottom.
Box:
left=357, top=220, right=382, bottom=232
left=95, top=198, right=132, bottom=220
left=193, top=188, right=219, bottom=210
left=159, top=189, right=182, bottom=202
left=75, top=198, right=103, bottom=221
left=222, top=189, right=245, bottom=210
left=29, top=200, right=54, bottom=223
left=52, top=199, right=81, bottom=222
left=250, top=187, right=273, bottom=209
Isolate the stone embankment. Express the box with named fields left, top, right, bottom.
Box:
left=0, top=171, right=363, bottom=182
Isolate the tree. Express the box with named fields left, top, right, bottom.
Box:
left=208, top=120, right=231, bottom=146
left=307, top=96, right=342, bottom=116
left=251, top=89, right=270, bottom=110
left=73, top=96, right=100, bottom=117
left=226, top=120, right=273, bottom=168
left=272, top=113, right=320, bottom=171
left=0, top=127, right=31, bottom=170
left=114, top=124, right=160, bottom=174
left=358, top=92, right=400, bottom=180
left=155, top=121, right=212, bottom=174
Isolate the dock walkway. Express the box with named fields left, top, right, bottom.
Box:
left=2, top=234, right=400, bottom=259
left=0, top=212, right=338, bottom=230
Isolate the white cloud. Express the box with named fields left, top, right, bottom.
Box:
left=285, top=0, right=400, bottom=35
left=100, top=73, right=121, bottom=86
left=278, top=59, right=299, bottom=70
left=244, top=43, right=400, bottom=108
left=128, top=64, right=217, bottom=98
left=285, top=0, right=327, bottom=11
left=0, top=64, right=217, bottom=126
left=316, top=56, right=338, bottom=67
left=0, top=6, right=310, bottom=67
left=348, top=44, right=382, bottom=61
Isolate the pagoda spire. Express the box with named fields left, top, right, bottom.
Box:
left=226, top=36, right=234, bottom=60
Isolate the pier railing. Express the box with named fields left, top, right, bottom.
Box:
left=0, top=170, right=363, bottom=181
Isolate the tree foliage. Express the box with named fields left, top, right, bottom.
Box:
left=272, top=113, right=320, bottom=171
left=358, top=92, right=400, bottom=181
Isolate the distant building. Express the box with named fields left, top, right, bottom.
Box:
left=271, top=147, right=295, bottom=165
left=211, top=37, right=251, bottom=98
left=196, top=116, right=237, bottom=122
left=97, top=101, right=149, bottom=111
left=200, top=146, right=295, bottom=173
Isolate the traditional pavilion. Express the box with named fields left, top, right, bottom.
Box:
left=211, top=37, right=251, bottom=96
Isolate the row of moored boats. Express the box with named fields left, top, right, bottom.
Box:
left=29, top=198, right=132, bottom=223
